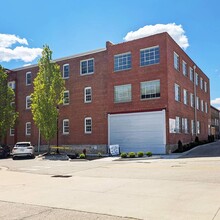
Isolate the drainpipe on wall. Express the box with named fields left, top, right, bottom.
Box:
left=193, top=65, right=198, bottom=137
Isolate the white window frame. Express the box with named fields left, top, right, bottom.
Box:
left=80, top=58, right=94, bottom=75
left=85, top=117, right=92, bottom=134
left=174, top=52, right=180, bottom=71
left=191, top=120, right=196, bottom=134
left=8, top=81, right=16, bottom=90
left=183, top=89, right=188, bottom=105
left=175, top=116, right=181, bottom=133
left=201, top=100, right=204, bottom=112
left=175, top=84, right=181, bottom=102
left=190, top=93, right=195, bottom=108
left=26, top=122, right=31, bottom=136
left=63, top=119, right=69, bottom=134
left=10, top=128, right=15, bottom=136
left=182, top=61, right=187, bottom=76
left=26, top=96, right=31, bottom=109
left=205, top=102, right=208, bottom=113
left=195, top=73, right=199, bottom=86
left=63, top=64, right=70, bottom=79
left=189, top=67, right=194, bottom=82
left=114, top=52, right=131, bottom=71
left=84, top=87, right=92, bottom=103
left=26, top=72, right=31, bottom=85
left=196, top=97, right=200, bottom=110
left=140, top=46, right=160, bottom=67
left=63, top=90, right=70, bottom=105
left=182, top=118, right=188, bottom=134
left=204, top=81, right=207, bottom=93
left=197, top=121, right=200, bottom=134
left=114, top=84, right=132, bottom=103
left=200, top=77, right=203, bottom=90
left=140, top=80, right=160, bottom=100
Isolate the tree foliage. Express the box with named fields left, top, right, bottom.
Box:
left=0, top=66, right=18, bottom=143
left=31, top=45, right=65, bottom=151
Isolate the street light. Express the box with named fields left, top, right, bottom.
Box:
left=56, top=106, right=59, bottom=154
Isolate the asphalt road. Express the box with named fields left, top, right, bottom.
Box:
left=0, top=141, right=220, bottom=220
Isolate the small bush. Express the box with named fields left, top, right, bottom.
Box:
left=79, top=153, right=85, bottom=159
left=137, top=151, right=144, bottom=157
left=128, top=152, right=136, bottom=158
left=178, top=140, right=183, bottom=152
left=195, top=136, right=199, bottom=143
left=120, top=152, right=127, bottom=158
left=97, top=152, right=102, bottom=157
left=146, top=151, right=152, bottom=157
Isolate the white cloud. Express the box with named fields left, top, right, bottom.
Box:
left=211, top=98, right=220, bottom=105
left=124, top=23, right=189, bottom=50
left=0, top=33, right=42, bottom=63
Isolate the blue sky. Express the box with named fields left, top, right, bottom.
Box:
left=0, top=0, right=219, bottom=109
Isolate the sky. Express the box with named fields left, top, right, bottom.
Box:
left=0, top=0, right=219, bottom=109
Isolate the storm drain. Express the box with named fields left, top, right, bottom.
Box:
left=51, top=175, right=72, bottom=178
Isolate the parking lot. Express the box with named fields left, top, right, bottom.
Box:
left=0, top=141, right=220, bottom=220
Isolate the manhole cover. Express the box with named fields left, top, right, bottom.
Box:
left=51, top=175, right=72, bottom=178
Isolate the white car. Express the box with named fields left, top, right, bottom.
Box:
left=12, top=142, right=35, bottom=159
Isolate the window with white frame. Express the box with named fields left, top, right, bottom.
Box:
left=200, top=77, right=203, bottom=90
left=26, top=122, right=31, bottom=135
left=196, top=97, right=200, bottom=110
left=140, top=46, right=160, bottom=66
left=174, top=52, right=180, bottom=71
left=8, top=81, right=16, bottom=90
left=26, top=96, right=31, bottom=109
left=175, top=116, right=181, bottom=133
left=182, top=118, right=188, bottom=133
left=114, top=84, right=131, bottom=103
left=80, top=58, right=94, bottom=75
left=10, top=128, right=15, bottom=136
left=63, top=64, right=69, bottom=79
left=201, top=100, right=204, bottom=112
left=114, top=52, right=131, bottom=71
left=183, top=89, right=188, bottom=105
left=85, top=117, right=92, bottom=134
left=204, top=81, right=207, bottom=92
left=197, top=121, right=200, bottom=134
left=175, top=84, right=181, bottom=102
left=26, top=72, right=31, bottom=85
left=195, top=73, right=199, bottom=86
left=63, top=119, right=69, bottom=134
left=189, top=67, right=194, bottom=82
left=182, top=61, right=187, bottom=76
left=63, top=90, right=70, bottom=105
left=141, top=80, right=160, bottom=100
left=84, top=87, right=92, bottom=103
left=191, top=120, right=196, bottom=134
left=190, top=93, right=195, bottom=108
left=205, top=102, right=208, bottom=113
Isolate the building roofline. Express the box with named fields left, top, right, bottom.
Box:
left=12, top=47, right=106, bottom=71
left=211, top=105, right=220, bottom=112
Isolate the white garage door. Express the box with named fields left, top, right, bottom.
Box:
left=108, top=110, right=166, bottom=154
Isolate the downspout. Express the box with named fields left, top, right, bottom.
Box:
left=193, top=65, right=197, bottom=137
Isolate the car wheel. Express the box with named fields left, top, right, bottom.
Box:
left=12, top=156, right=16, bottom=160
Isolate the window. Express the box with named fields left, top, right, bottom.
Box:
left=205, top=102, right=208, bottom=113
left=200, top=77, right=203, bottom=90
left=85, top=117, right=92, bottom=134
left=80, top=58, right=94, bottom=75
left=114, top=52, right=131, bottom=71
left=26, top=122, right=31, bottom=135
left=63, top=90, right=70, bottom=105
left=141, top=80, right=160, bottom=100
left=182, top=61, right=187, bottom=76
left=63, top=119, right=69, bottom=134
left=183, top=89, right=188, bottom=105
left=174, top=52, right=179, bottom=71
left=197, top=121, right=200, bottom=134
left=114, top=84, right=131, bottom=103
left=175, top=116, right=181, bottom=133
left=26, top=72, right=31, bottom=85
left=10, top=128, right=15, bottom=136
left=201, top=100, right=204, bottom=112
left=196, top=97, right=200, bottom=110
left=190, top=93, right=195, bottom=108
left=26, top=96, right=31, bottom=109
left=84, top=87, right=92, bottom=103
left=8, top=81, right=16, bottom=90
left=182, top=118, right=189, bottom=133
left=189, top=67, right=194, bottom=82
left=195, top=73, right=199, bottom=86
left=204, top=81, right=207, bottom=93
left=175, top=84, right=181, bottom=102
left=140, top=46, right=160, bottom=66
left=191, top=120, right=196, bottom=134
left=63, top=64, right=69, bottom=79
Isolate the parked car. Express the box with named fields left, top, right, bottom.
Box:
left=12, top=142, right=35, bottom=159
left=0, top=145, right=10, bottom=158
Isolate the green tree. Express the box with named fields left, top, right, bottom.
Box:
left=0, top=66, right=18, bottom=144
left=31, top=45, right=65, bottom=152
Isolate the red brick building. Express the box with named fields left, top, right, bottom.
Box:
left=6, top=32, right=210, bottom=154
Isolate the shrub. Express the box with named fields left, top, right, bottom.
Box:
left=137, top=151, right=144, bottom=157
left=195, top=136, right=199, bottom=143
left=98, top=152, right=102, bottom=157
left=120, top=152, right=127, bottom=158
left=178, top=140, right=183, bottom=152
left=79, top=153, right=85, bottom=159
left=146, top=151, right=152, bottom=157
left=128, top=152, right=136, bottom=158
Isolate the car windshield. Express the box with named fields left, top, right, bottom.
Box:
left=16, top=143, right=30, bottom=147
